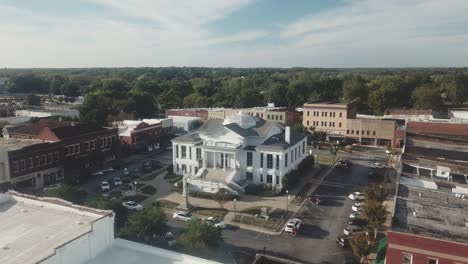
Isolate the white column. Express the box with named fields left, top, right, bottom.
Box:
left=213, top=152, right=217, bottom=169
left=172, top=144, right=177, bottom=173
left=202, top=151, right=207, bottom=169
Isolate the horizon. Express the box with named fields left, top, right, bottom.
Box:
left=2, top=0, right=468, bottom=68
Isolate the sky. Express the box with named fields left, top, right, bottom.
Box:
left=1, top=0, right=468, bottom=68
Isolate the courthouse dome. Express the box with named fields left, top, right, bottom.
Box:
left=223, top=111, right=258, bottom=129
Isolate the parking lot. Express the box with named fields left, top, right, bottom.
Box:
left=164, top=155, right=388, bottom=263
left=80, top=149, right=173, bottom=197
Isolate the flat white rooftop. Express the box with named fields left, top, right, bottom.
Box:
left=0, top=192, right=111, bottom=264
left=87, top=238, right=222, bottom=264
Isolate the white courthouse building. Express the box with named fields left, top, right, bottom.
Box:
left=172, top=111, right=308, bottom=193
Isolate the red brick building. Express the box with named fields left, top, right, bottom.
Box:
left=388, top=183, right=468, bottom=264
left=117, top=120, right=163, bottom=151
left=1, top=119, right=119, bottom=189
left=387, top=231, right=468, bottom=264
left=166, top=108, right=209, bottom=120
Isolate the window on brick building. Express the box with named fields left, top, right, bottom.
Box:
left=339, top=122, right=342, bottom=128
left=307, top=121, right=309, bottom=126
left=427, top=258, right=438, bottom=264
left=307, top=111, right=310, bottom=116
left=402, top=253, right=412, bottom=264
left=339, top=112, right=342, bottom=117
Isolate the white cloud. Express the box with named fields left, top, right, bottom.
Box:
left=1, top=0, right=468, bottom=67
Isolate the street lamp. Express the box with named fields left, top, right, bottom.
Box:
left=286, top=190, right=289, bottom=214
left=233, top=198, right=237, bottom=221
left=134, top=181, right=138, bottom=191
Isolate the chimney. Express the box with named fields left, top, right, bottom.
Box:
left=285, top=126, right=291, bottom=144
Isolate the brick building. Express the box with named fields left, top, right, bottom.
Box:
left=387, top=184, right=468, bottom=264
left=116, top=119, right=164, bottom=151
left=302, top=100, right=357, bottom=140
left=207, top=107, right=302, bottom=126
left=346, top=118, right=398, bottom=147
left=0, top=119, right=118, bottom=189
left=166, top=108, right=209, bottom=120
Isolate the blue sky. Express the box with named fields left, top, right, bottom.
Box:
left=1, top=0, right=468, bottom=68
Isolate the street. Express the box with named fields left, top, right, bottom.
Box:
left=165, top=154, right=388, bottom=263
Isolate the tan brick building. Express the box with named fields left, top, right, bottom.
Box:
left=345, top=118, right=396, bottom=147
left=207, top=107, right=301, bottom=126
left=302, top=101, right=357, bottom=138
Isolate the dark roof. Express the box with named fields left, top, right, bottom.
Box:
left=257, top=132, right=307, bottom=151
left=196, top=119, right=223, bottom=133
left=405, top=146, right=468, bottom=162
left=171, top=133, right=202, bottom=143
left=50, top=123, right=107, bottom=139
left=6, top=119, right=74, bottom=136
left=243, top=145, right=256, bottom=151
left=407, top=122, right=468, bottom=137
left=225, top=119, right=283, bottom=138
left=385, top=109, right=432, bottom=116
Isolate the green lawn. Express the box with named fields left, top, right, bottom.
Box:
left=233, top=214, right=282, bottom=231
left=315, top=155, right=337, bottom=164
left=192, top=208, right=228, bottom=218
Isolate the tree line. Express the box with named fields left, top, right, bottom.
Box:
left=5, top=68, right=468, bottom=125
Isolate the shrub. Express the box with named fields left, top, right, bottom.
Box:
left=140, top=185, right=157, bottom=195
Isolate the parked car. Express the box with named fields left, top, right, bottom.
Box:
left=347, top=218, right=367, bottom=226
left=336, top=235, right=352, bottom=248
left=204, top=216, right=227, bottom=229
left=368, top=171, right=379, bottom=179
left=101, top=167, right=114, bottom=173
left=113, top=177, right=123, bottom=186
left=133, top=168, right=141, bottom=178
left=373, top=163, right=385, bottom=169
left=123, top=168, right=130, bottom=176
left=142, top=162, right=153, bottom=172
left=348, top=192, right=365, bottom=201
left=343, top=225, right=363, bottom=235
left=173, top=211, right=192, bottom=222
left=164, top=232, right=176, bottom=247
left=308, top=195, right=322, bottom=205
left=349, top=211, right=362, bottom=219
left=91, top=171, right=104, bottom=177
left=337, top=159, right=352, bottom=169
left=122, top=201, right=143, bottom=211
left=122, top=176, right=132, bottom=183
left=43, top=183, right=63, bottom=192
left=351, top=202, right=363, bottom=212
left=284, top=218, right=302, bottom=233
left=100, top=181, right=110, bottom=192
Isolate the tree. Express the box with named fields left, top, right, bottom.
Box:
left=125, top=207, right=168, bottom=242
left=329, top=143, right=338, bottom=157
left=213, top=189, right=230, bottom=209
left=86, top=196, right=128, bottom=228
left=350, top=233, right=372, bottom=263
left=25, top=94, right=41, bottom=106
left=179, top=219, right=222, bottom=249
left=191, top=120, right=204, bottom=131
left=411, top=85, right=442, bottom=109
left=361, top=200, right=388, bottom=239
left=7, top=74, right=49, bottom=94
left=342, top=76, right=368, bottom=103
left=363, top=184, right=389, bottom=203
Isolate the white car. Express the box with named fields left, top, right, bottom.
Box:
left=164, top=232, right=176, bottom=247
left=113, top=177, right=123, bottom=186
left=284, top=218, right=302, bottom=233
left=373, top=163, right=385, bottom=169
left=91, top=171, right=104, bottom=177
left=204, top=216, right=227, bottom=229
left=100, top=181, right=110, bottom=192
left=343, top=225, right=363, bottom=235
left=101, top=167, right=114, bottom=173
left=122, top=201, right=143, bottom=211
left=349, top=211, right=362, bottom=219
left=173, top=211, right=192, bottom=222
left=348, top=192, right=365, bottom=201
left=352, top=202, right=363, bottom=212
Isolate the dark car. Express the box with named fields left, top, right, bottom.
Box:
left=336, top=235, right=352, bottom=248
left=123, top=176, right=132, bottom=183
left=347, top=218, right=367, bottom=226
left=142, top=162, right=153, bottom=173
left=133, top=168, right=141, bottom=178
left=308, top=195, right=322, bottom=205
left=337, top=159, right=352, bottom=169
